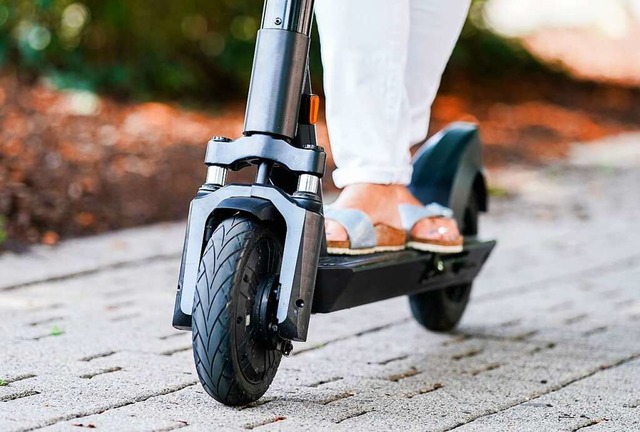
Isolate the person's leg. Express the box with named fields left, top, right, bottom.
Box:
left=315, top=0, right=412, bottom=188
left=405, top=0, right=471, bottom=147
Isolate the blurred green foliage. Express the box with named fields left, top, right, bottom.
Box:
left=453, top=0, right=550, bottom=78
left=0, top=0, right=547, bottom=102
left=0, top=0, right=265, bottom=101
left=0, top=216, right=5, bottom=245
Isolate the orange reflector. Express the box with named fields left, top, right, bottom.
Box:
left=308, top=94, right=320, bottom=125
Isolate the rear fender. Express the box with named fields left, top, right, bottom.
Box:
left=408, top=122, right=488, bottom=228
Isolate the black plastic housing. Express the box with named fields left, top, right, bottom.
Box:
left=313, top=240, right=495, bottom=313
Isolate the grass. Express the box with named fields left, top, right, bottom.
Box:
left=0, top=216, right=5, bottom=245
left=488, top=185, right=511, bottom=198
left=50, top=326, right=63, bottom=336
left=0, top=379, right=7, bottom=386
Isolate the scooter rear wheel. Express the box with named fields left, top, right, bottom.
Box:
left=408, top=188, right=479, bottom=332
left=191, top=215, right=283, bottom=406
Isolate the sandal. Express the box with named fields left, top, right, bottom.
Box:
left=399, top=203, right=463, bottom=254
left=325, top=207, right=406, bottom=255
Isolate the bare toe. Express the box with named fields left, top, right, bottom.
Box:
left=411, top=217, right=461, bottom=243
left=325, top=219, right=349, bottom=243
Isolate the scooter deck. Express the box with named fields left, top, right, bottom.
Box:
left=312, top=238, right=496, bottom=313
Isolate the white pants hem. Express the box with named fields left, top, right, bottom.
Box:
left=332, top=166, right=413, bottom=188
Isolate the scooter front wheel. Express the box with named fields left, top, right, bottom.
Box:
left=191, top=215, right=283, bottom=406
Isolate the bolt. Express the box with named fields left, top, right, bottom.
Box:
left=282, top=340, right=294, bottom=356
left=436, top=260, right=445, bottom=272
left=274, top=17, right=282, bottom=25
left=270, top=324, right=278, bottom=333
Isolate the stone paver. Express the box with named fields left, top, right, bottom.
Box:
left=0, top=140, right=639, bottom=431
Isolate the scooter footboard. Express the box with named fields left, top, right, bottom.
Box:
left=172, top=184, right=323, bottom=342
left=313, top=239, right=495, bottom=313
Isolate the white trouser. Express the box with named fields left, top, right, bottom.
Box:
left=315, top=0, right=471, bottom=188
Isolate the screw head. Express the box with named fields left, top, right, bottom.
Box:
left=211, top=136, right=232, bottom=142
left=274, top=17, right=282, bottom=25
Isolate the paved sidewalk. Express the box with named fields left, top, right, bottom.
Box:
left=1, top=135, right=639, bottom=431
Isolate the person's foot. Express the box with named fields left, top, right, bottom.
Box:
left=324, top=184, right=406, bottom=254
left=395, top=186, right=463, bottom=253
left=325, top=184, right=463, bottom=253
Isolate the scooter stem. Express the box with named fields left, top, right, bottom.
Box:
left=244, top=0, right=315, bottom=141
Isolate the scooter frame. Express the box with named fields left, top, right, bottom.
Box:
left=172, top=0, right=494, bottom=345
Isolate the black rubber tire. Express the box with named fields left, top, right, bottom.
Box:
left=192, top=215, right=283, bottom=406
left=408, top=189, right=479, bottom=332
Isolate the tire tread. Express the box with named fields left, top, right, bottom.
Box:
left=191, top=216, right=281, bottom=406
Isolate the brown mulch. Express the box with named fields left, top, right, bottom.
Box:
left=1, top=70, right=639, bottom=249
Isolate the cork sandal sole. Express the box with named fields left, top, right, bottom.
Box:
left=326, top=223, right=406, bottom=256
left=406, top=240, right=463, bottom=254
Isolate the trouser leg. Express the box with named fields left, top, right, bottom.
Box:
left=315, top=0, right=470, bottom=188
left=406, top=0, right=471, bottom=145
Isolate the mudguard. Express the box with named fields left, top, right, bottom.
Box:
left=172, top=185, right=324, bottom=342
left=408, top=122, right=488, bottom=228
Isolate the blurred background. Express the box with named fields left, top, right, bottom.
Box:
left=0, top=0, right=639, bottom=250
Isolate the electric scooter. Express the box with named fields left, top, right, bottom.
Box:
left=172, top=0, right=495, bottom=406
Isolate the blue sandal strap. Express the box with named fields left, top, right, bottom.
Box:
left=398, top=203, right=454, bottom=232
left=324, top=207, right=377, bottom=249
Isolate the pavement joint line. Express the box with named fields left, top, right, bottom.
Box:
left=0, top=390, right=41, bottom=402
left=451, top=348, right=484, bottom=361
left=79, top=351, right=117, bottom=362
left=581, top=326, right=608, bottom=337
left=386, top=367, right=420, bottom=382
left=564, top=314, right=589, bottom=325
left=442, top=351, right=640, bottom=431
left=404, top=383, right=445, bottom=399
left=243, top=415, right=288, bottom=430
left=235, top=398, right=276, bottom=411
left=153, top=421, right=190, bottom=432
left=570, top=418, right=609, bottom=431
left=27, top=316, right=65, bottom=327
left=18, top=381, right=198, bottom=432
left=306, top=376, right=343, bottom=388
left=320, top=391, right=355, bottom=405
left=160, top=346, right=192, bottom=356
left=3, top=373, right=37, bottom=384
left=79, top=366, right=123, bottom=379
left=467, top=362, right=502, bottom=376
left=376, top=354, right=409, bottom=365
left=333, top=408, right=374, bottom=424
left=0, top=252, right=180, bottom=292
left=158, top=332, right=190, bottom=341
left=451, top=330, right=539, bottom=344
left=109, top=313, right=140, bottom=322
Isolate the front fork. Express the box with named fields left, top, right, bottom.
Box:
left=172, top=0, right=324, bottom=343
